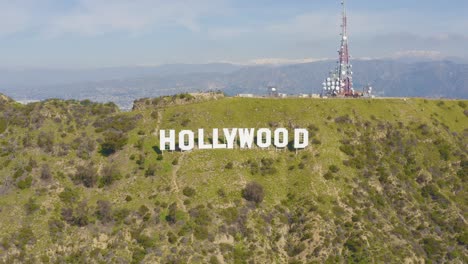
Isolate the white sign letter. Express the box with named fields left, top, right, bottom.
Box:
left=198, top=129, right=213, bottom=149
left=212, top=129, right=227, bottom=149
left=257, top=128, right=272, bottom=148
left=294, top=129, right=309, bottom=149
left=239, top=128, right=255, bottom=149
left=160, top=130, right=176, bottom=151
left=223, top=128, right=237, bottom=149
left=179, top=130, right=195, bottom=151
left=274, top=128, right=288, bottom=148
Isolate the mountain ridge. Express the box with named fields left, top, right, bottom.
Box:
left=1, top=60, right=467, bottom=109
left=0, top=95, right=466, bottom=263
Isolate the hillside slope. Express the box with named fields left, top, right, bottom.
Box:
left=0, top=94, right=467, bottom=263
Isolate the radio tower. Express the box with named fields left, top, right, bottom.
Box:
left=322, top=0, right=356, bottom=97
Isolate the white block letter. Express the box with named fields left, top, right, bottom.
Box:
left=212, top=129, right=227, bottom=149
left=198, top=129, right=213, bottom=149
left=223, top=128, right=237, bottom=149
left=179, top=130, right=195, bottom=151
left=239, top=128, right=255, bottom=149
left=160, top=130, right=176, bottom=151
left=274, top=128, right=288, bottom=148
left=256, top=128, right=271, bottom=148
left=294, top=129, right=309, bottom=149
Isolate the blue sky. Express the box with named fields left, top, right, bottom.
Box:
left=1, top=0, right=467, bottom=68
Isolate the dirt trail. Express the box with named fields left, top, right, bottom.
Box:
left=171, top=152, right=187, bottom=211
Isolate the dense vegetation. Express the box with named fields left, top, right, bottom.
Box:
left=0, top=93, right=466, bottom=263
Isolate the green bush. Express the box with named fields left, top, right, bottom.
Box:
left=59, top=187, right=79, bottom=204
left=17, top=176, right=33, bottom=189
left=40, top=164, right=52, bottom=180
left=37, top=131, right=54, bottom=153
left=100, top=130, right=128, bottom=156
left=74, top=165, right=98, bottom=188
left=24, top=198, right=40, bottom=215
left=99, top=165, right=122, bottom=187
left=329, top=165, right=340, bottom=173
left=242, top=182, right=264, bottom=204
left=95, top=200, right=113, bottom=223
left=145, top=164, right=157, bottom=177
left=183, top=187, right=196, bottom=197
left=14, top=226, right=35, bottom=249
left=225, top=161, right=233, bottom=169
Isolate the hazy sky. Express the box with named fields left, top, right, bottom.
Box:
left=1, top=0, right=467, bottom=68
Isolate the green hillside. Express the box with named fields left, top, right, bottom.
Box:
left=0, top=93, right=467, bottom=263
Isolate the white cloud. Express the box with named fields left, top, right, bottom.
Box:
left=266, top=9, right=468, bottom=40
left=0, top=0, right=230, bottom=36
left=207, top=27, right=252, bottom=39
left=247, top=58, right=328, bottom=66
left=47, top=0, right=230, bottom=36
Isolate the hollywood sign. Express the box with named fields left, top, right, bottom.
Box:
left=159, top=128, right=309, bottom=151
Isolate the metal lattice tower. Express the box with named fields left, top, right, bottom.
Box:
left=322, top=0, right=355, bottom=97
left=338, top=0, right=353, bottom=94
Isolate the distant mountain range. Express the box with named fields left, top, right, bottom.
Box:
left=0, top=59, right=467, bottom=109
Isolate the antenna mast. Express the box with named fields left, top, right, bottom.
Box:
left=322, top=0, right=355, bottom=97
left=338, top=0, right=353, bottom=94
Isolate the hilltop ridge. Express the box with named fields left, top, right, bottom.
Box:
left=0, top=95, right=466, bottom=263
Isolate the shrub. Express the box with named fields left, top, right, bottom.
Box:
left=14, top=226, right=35, bottom=249
left=181, top=119, right=191, bottom=127
left=37, top=131, right=54, bottom=153
left=99, top=165, right=122, bottom=187
left=131, top=248, right=146, bottom=264
left=323, top=172, right=334, bottom=180
left=312, top=138, right=322, bottom=145
left=260, top=158, right=277, bottom=175
left=298, top=162, right=305, bottom=170
left=183, top=187, right=196, bottom=197
left=74, top=165, right=98, bottom=188
left=225, top=161, right=233, bottom=169
left=59, top=187, right=79, bottom=204
left=145, top=164, right=157, bottom=177
left=25, top=198, right=40, bottom=215
left=17, top=176, right=33, bottom=189
left=113, top=208, right=130, bottom=223
left=242, top=182, right=264, bottom=204
left=335, top=115, right=352, bottom=124
left=329, top=165, right=340, bottom=173
left=250, top=162, right=259, bottom=175
left=166, top=202, right=178, bottom=224
left=48, top=219, right=65, bottom=242
left=422, top=237, right=442, bottom=258
left=40, top=164, right=52, bottom=180
left=95, top=200, right=113, bottom=223
left=217, top=188, right=226, bottom=198
left=457, top=231, right=468, bottom=246
left=100, top=130, right=128, bottom=156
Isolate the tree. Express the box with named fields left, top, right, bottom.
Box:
left=166, top=202, right=178, bottom=224
left=100, top=130, right=128, bottom=156
left=242, top=182, right=265, bottom=204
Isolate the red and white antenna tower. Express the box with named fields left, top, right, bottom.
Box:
left=322, top=0, right=356, bottom=97
left=338, top=0, right=353, bottom=95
